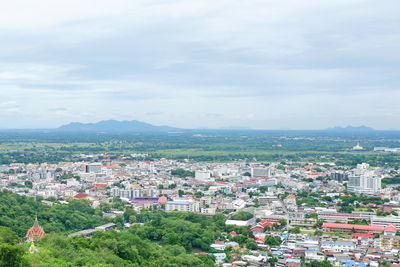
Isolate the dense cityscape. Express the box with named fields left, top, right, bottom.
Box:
left=2, top=142, right=400, bottom=266
left=1, top=0, right=400, bottom=266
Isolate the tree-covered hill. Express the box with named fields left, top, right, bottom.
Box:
left=0, top=190, right=109, bottom=237
left=0, top=191, right=227, bottom=266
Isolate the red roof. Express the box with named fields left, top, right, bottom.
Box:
left=385, top=224, right=397, bottom=233
left=352, top=233, right=374, bottom=238
left=322, top=223, right=384, bottom=232
left=258, top=219, right=280, bottom=228
left=74, top=193, right=89, bottom=199
left=92, top=184, right=108, bottom=191
left=251, top=226, right=264, bottom=233
left=230, top=231, right=238, bottom=236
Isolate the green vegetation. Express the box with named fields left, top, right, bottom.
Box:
left=382, top=176, right=400, bottom=185
left=302, top=261, right=332, bottom=267
left=0, top=190, right=109, bottom=237
left=0, top=131, right=400, bottom=167
left=0, top=191, right=230, bottom=266
left=230, top=211, right=253, bottom=221
left=265, top=236, right=281, bottom=246
left=170, top=168, right=195, bottom=178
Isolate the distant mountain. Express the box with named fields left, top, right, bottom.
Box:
left=325, top=125, right=374, bottom=132
left=220, top=126, right=252, bottom=130
left=57, top=120, right=179, bottom=133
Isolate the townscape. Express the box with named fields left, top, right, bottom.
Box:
left=1, top=1, right=400, bottom=266
left=2, top=149, right=400, bottom=266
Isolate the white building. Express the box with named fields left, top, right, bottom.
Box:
left=165, top=199, right=200, bottom=212
left=195, top=170, right=212, bottom=181
left=251, top=167, right=273, bottom=178
left=347, top=165, right=381, bottom=195
left=353, top=142, right=363, bottom=150
left=371, top=216, right=400, bottom=228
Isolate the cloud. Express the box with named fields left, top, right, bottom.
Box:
left=0, top=0, right=399, bottom=129
left=0, top=101, right=17, bottom=107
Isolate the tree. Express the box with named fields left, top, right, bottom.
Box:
left=245, top=239, right=258, bottom=250
left=314, top=230, right=323, bottom=236
left=267, top=257, right=278, bottom=267
left=0, top=227, right=18, bottom=244
left=24, top=181, right=33, bottom=189
left=194, top=192, right=204, bottom=198
left=171, top=169, right=195, bottom=178
left=278, top=219, right=287, bottom=227
left=265, top=236, right=281, bottom=246
left=289, top=227, right=301, bottom=234
left=0, top=244, right=26, bottom=267
left=230, top=212, right=253, bottom=221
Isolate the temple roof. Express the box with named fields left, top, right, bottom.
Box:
left=26, top=216, right=45, bottom=241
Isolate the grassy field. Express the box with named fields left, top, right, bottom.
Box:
left=0, top=130, right=399, bottom=166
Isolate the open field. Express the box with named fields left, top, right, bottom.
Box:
left=0, top=130, right=400, bottom=166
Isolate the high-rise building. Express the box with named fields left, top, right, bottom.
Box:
left=330, top=171, right=348, bottom=181
left=347, top=165, right=381, bottom=194
left=251, top=167, right=273, bottom=178
left=85, top=163, right=102, bottom=173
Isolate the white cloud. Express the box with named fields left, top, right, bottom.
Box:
left=0, top=0, right=399, bottom=129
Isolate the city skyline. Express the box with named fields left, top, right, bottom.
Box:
left=0, top=0, right=399, bottom=129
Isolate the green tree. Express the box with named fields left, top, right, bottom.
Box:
left=0, top=244, right=27, bottom=267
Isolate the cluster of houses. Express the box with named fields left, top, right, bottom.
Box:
left=2, top=156, right=400, bottom=265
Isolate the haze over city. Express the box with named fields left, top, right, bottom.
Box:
left=0, top=0, right=399, bottom=129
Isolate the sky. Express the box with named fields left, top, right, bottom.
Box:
left=0, top=0, right=399, bottom=130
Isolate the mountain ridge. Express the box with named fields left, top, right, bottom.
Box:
left=57, top=120, right=179, bottom=132
left=325, top=125, right=374, bottom=132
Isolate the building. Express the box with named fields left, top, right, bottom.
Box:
left=85, top=163, right=102, bottom=173
left=111, top=187, right=144, bottom=199
left=26, top=217, right=45, bottom=242
left=379, top=235, right=400, bottom=250
left=165, top=199, right=200, bottom=212
left=195, top=170, right=211, bottom=181
left=318, top=211, right=375, bottom=223
left=251, top=167, right=273, bottom=178
left=330, top=171, right=348, bottom=181
left=353, top=142, right=363, bottom=150
left=347, top=166, right=381, bottom=195
left=321, top=241, right=356, bottom=252
left=371, top=215, right=400, bottom=228
left=322, top=222, right=388, bottom=233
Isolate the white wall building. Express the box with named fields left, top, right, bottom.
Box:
left=347, top=165, right=381, bottom=195
left=165, top=199, right=200, bottom=212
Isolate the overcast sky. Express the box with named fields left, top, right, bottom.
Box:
left=0, top=0, right=399, bottom=129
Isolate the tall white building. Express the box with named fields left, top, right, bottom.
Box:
left=251, top=167, right=273, bottom=178
left=195, top=170, right=212, bottom=181
left=347, top=165, right=381, bottom=195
